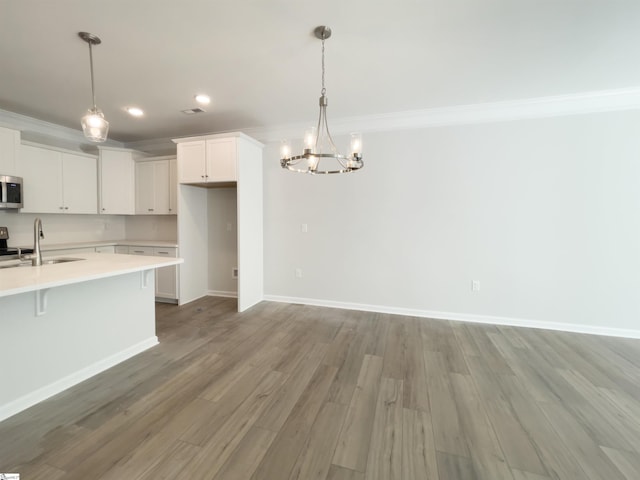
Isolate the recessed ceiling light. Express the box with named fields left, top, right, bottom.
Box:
left=126, top=107, right=144, bottom=117
left=194, top=94, right=211, bottom=105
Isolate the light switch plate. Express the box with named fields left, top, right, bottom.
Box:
left=0, top=226, right=8, bottom=239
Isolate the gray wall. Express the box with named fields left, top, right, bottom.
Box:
left=263, top=110, right=640, bottom=336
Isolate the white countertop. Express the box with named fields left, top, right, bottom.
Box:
left=38, top=239, right=179, bottom=251
left=0, top=252, right=183, bottom=298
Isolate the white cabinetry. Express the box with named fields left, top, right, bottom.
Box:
left=153, top=247, right=178, bottom=300
left=173, top=132, right=263, bottom=312
left=19, top=143, right=97, bottom=214
left=0, top=127, right=20, bottom=175
left=135, top=156, right=176, bottom=215
left=125, top=245, right=179, bottom=302
left=169, top=159, right=177, bottom=213
left=99, top=147, right=146, bottom=215
left=176, top=137, right=236, bottom=184
left=95, top=245, right=116, bottom=254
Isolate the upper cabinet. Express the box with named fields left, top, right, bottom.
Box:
left=19, top=143, right=97, bottom=214
left=0, top=127, right=20, bottom=175
left=175, top=136, right=237, bottom=184
left=135, top=156, right=176, bottom=215
left=98, top=147, right=146, bottom=215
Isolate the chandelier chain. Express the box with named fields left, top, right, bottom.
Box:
left=321, top=38, right=326, bottom=96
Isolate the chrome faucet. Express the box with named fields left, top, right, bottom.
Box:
left=33, top=217, right=44, bottom=266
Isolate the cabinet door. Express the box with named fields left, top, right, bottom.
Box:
left=153, top=160, right=170, bottom=214
left=95, top=245, right=115, bottom=253
left=19, top=145, right=63, bottom=213
left=62, top=153, right=98, bottom=214
left=99, top=149, right=135, bottom=214
left=206, top=138, right=237, bottom=182
left=0, top=127, right=20, bottom=175
left=115, top=245, right=129, bottom=254
left=177, top=141, right=206, bottom=183
left=135, top=161, right=155, bottom=214
left=168, top=159, right=177, bottom=214
left=154, top=247, right=178, bottom=299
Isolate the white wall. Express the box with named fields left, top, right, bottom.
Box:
left=0, top=212, right=126, bottom=247
left=207, top=187, right=238, bottom=295
left=263, top=110, right=640, bottom=336
left=125, top=215, right=177, bottom=242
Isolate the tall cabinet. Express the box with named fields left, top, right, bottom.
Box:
left=173, top=132, right=264, bottom=312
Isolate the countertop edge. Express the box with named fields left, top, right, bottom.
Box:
left=0, top=253, right=183, bottom=298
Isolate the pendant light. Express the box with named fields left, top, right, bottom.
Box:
left=281, top=26, right=364, bottom=175
left=79, top=32, right=109, bottom=142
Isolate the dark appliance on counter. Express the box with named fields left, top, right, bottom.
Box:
left=0, top=226, right=33, bottom=257
left=0, top=175, right=23, bottom=209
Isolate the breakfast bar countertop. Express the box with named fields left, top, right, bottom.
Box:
left=0, top=252, right=183, bottom=298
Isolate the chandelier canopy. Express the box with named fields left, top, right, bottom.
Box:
left=79, top=32, right=109, bottom=143
left=281, top=26, right=363, bottom=175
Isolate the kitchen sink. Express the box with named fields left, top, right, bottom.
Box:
left=42, top=257, right=84, bottom=265
left=0, top=257, right=85, bottom=269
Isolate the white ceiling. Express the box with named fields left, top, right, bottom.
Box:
left=1, top=0, right=639, bottom=143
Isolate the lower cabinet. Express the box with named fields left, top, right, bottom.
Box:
left=42, top=243, right=179, bottom=302
left=125, top=245, right=179, bottom=302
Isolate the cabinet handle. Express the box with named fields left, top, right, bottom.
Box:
left=133, top=250, right=144, bottom=254
left=148, top=208, right=154, bottom=212
left=64, top=207, right=69, bottom=210
left=102, top=208, right=106, bottom=211
left=158, top=251, right=169, bottom=255
left=59, top=206, right=64, bottom=210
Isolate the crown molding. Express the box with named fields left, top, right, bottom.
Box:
left=0, top=108, right=124, bottom=149
left=4, top=87, right=640, bottom=152
left=243, top=86, right=640, bottom=143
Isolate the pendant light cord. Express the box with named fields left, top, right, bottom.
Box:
left=321, top=38, right=326, bottom=96
left=88, top=42, right=97, bottom=110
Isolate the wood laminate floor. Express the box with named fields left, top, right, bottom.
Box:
left=1, top=297, right=639, bottom=479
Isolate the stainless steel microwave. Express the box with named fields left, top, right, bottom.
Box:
left=0, top=175, right=23, bottom=209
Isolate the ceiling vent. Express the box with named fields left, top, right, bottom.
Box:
left=181, top=107, right=206, bottom=115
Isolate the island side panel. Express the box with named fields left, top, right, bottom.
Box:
left=0, top=270, right=157, bottom=421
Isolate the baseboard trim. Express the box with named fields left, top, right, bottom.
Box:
left=0, top=336, right=159, bottom=422
left=208, top=290, right=238, bottom=298
left=263, top=295, right=640, bottom=340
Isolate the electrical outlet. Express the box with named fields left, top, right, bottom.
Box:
left=295, top=268, right=303, bottom=279
left=232, top=267, right=238, bottom=279
left=301, top=223, right=308, bottom=233
left=472, top=280, right=480, bottom=292
left=0, top=227, right=8, bottom=239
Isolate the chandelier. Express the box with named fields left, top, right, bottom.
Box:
left=281, top=26, right=364, bottom=175
left=79, top=32, right=109, bottom=142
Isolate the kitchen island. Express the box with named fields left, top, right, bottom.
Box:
left=0, top=252, right=183, bottom=421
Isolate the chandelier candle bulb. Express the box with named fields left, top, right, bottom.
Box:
left=304, top=127, right=317, bottom=153
left=350, top=133, right=363, bottom=157
left=280, top=140, right=291, bottom=159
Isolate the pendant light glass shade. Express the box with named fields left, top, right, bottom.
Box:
left=281, top=26, right=363, bottom=175
left=81, top=108, right=109, bottom=142
left=78, top=32, right=109, bottom=143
